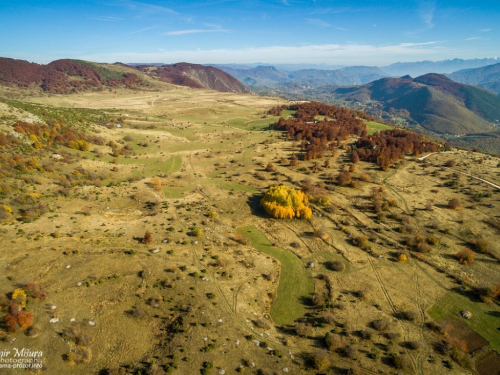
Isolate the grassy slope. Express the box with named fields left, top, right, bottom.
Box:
left=364, top=120, right=393, bottom=134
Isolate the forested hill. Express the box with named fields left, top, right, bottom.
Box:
left=334, top=74, right=500, bottom=135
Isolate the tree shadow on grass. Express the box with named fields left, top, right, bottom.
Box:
left=246, top=193, right=267, bottom=217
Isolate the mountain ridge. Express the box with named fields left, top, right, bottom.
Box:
left=0, top=57, right=252, bottom=94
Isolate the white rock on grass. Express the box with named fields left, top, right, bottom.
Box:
left=49, top=318, right=59, bottom=323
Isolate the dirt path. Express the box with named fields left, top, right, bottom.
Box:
left=418, top=153, right=500, bottom=191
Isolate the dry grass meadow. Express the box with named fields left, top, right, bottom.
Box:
left=0, top=84, right=499, bottom=374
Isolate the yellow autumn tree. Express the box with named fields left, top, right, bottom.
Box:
left=260, top=185, right=312, bottom=220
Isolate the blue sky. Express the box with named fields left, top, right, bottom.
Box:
left=1, top=0, right=498, bottom=66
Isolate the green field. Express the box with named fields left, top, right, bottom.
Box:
left=364, top=120, right=393, bottom=134
left=428, top=291, right=500, bottom=351
left=237, top=225, right=314, bottom=326
left=120, top=155, right=182, bottom=178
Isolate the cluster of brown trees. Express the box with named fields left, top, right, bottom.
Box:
left=355, top=129, right=441, bottom=170
left=273, top=102, right=368, bottom=160
left=267, top=106, right=283, bottom=116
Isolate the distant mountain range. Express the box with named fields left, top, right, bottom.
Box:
left=447, top=63, right=500, bottom=95
left=209, top=57, right=500, bottom=94
left=382, top=58, right=500, bottom=78
left=212, top=64, right=387, bottom=89
left=0, top=58, right=252, bottom=94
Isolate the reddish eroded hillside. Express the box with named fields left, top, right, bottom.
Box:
left=0, top=57, right=143, bottom=93
left=134, top=62, right=253, bottom=93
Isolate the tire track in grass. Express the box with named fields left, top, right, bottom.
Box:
left=232, top=272, right=259, bottom=313
left=367, top=253, right=421, bottom=373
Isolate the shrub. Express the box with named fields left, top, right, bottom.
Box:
left=0, top=205, right=12, bottom=220
left=190, top=228, right=203, bottom=237
left=447, top=198, right=461, bottom=210
left=372, top=318, right=389, bottom=331
left=468, top=237, right=491, bottom=254
left=353, top=235, right=369, bottom=250
left=336, top=170, right=352, bottom=186
left=310, top=351, right=331, bottom=371
left=456, top=248, right=475, bottom=265
left=393, top=353, right=411, bottom=370
left=426, top=235, right=439, bottom=246
left=142, top=231, right=153, bottom=244
left=326, top=260, right=345, bottom=272
left=294, top=322, right=312, bottom=337
left=150, top=177, right=163, bottom=191
left=351, top=151, right=360, bottom=163
left=402, top=309, right=419, bottom=322
left=407, top=340, right=422, bottom=350
left=344, top=345, right=359, bottom=359
left=324, top=332, right=343, bottom=351
left=445, top=159, right=457, bottom=167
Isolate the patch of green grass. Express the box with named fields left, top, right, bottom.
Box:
left=163, top=186, right=189, bottom=198
left=204, top=180, right=257, bottom=193
left=120, top=155, right=182, bottom=177
left=364, top=121, right=394, bottom=135
left=428, top=291, right=500, bottom=351
left=72, top=60, right=126, bottom=81
left=281, top=109, right=296, bottom=118
left=237, top=225, right=314, bottom=325
left=151, top=128, right=199, bottom=141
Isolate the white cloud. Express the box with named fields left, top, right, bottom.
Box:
left=480, top=28, right=492, bottom=32
left=306, top=19, right=330, bottom=28
left=465, top=37, right=481, bottom=41
left=164, top=29, right=230, bottom=36
left=88, top=16, right=124, bottom=22
left=418, top=0, right=435, bottom=29
left=126, top=26, right=157, bottom=35
left=73, top=41, right=451, bottom=66
left=121, top=0, right=177, bottom=15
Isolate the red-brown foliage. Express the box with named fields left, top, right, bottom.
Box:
left=456, top=248, right=476, bottom=265
left=273, top=102, right=368, bottom=161
left=25, top=282, right=48, bottom=300
left=142, top=231, right=153, bottom=244
left=4, top=302, right=34, bottom=332
left=0, top=57, right=144, bottom=93
left=355, top=129, right=440, bottom=170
